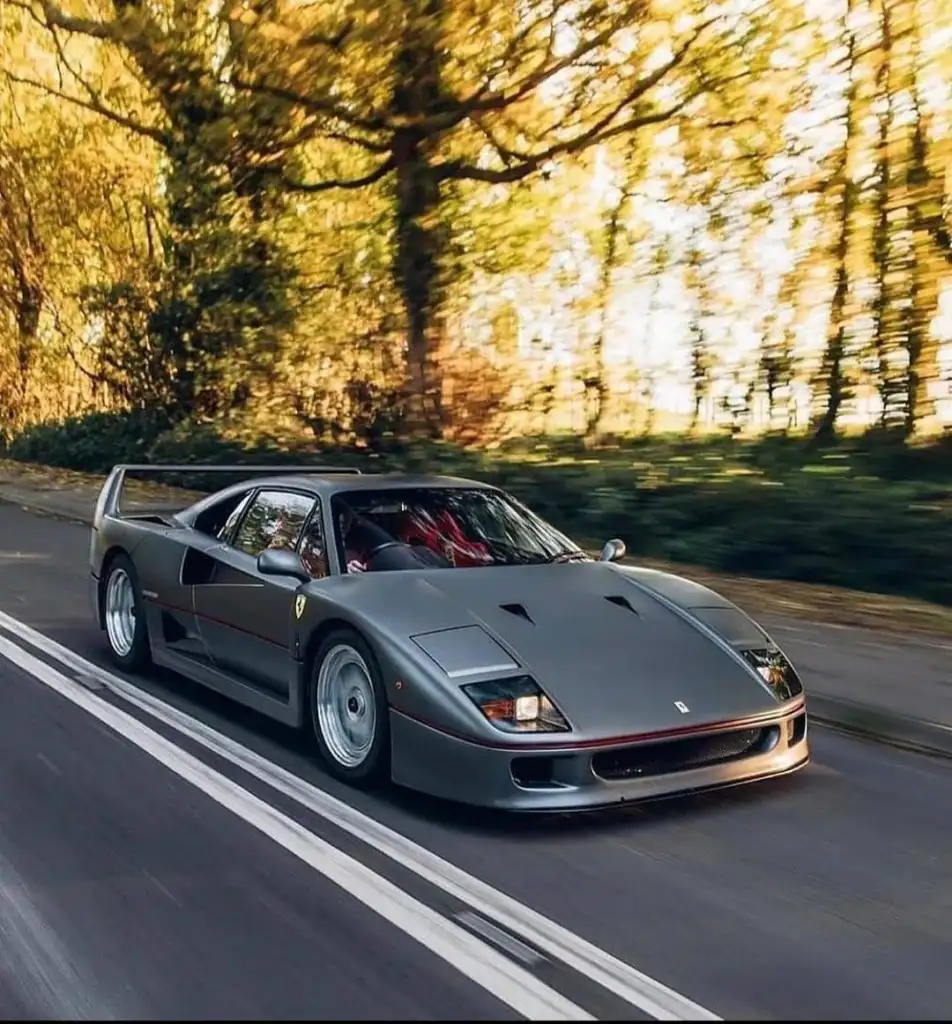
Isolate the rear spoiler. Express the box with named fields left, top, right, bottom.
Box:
left=92, top=463, right=362, bottom=525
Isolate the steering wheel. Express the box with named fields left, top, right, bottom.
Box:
left=367, top=540, right=406, bottom=558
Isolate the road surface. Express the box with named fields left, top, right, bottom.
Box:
left=0, top=502, right=949, bottom=1020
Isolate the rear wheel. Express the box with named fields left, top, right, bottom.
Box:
left=102, top=553, right=151, bottom=671
left=308, top=627, right=389, bottom=785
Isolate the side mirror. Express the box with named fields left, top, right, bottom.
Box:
left=257, top=547, right=310, bottom=583
left=599, top=538, right=626, bottom=563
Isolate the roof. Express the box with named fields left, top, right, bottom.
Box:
left=173, top=470, right=501, bottom=526
left=225, top=471, right=495, bottom=494
left=311, top=471, right=489, bottom=490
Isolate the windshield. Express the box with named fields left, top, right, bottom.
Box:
left=331, top=487, right=585, bottom=572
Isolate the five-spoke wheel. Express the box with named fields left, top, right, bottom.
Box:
left=101, top=553, right=151, bottom=670
left=309, top=628, right=389, bottom=784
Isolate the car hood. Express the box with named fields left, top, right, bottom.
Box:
left=400, top=563, right=781, bottom=739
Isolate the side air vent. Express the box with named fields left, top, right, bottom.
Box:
left=604, top=594, right=640, bottom=615
left=500, top=602, right=534, bottom=624
left=181, top=547, right=218, bottom=587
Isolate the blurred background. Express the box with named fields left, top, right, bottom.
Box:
left=0, top=0, right=951, bottom=605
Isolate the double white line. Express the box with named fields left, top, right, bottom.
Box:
left=0, top=607, right=719, bottom=1022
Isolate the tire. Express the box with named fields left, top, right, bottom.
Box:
left=101, top=552, right=152, bottom=672
left=308, top=627, right=390, bottom=785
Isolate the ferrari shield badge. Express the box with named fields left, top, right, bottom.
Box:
left=294, top=594, right=306, bottom=619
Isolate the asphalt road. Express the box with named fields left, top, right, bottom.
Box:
left=0, top=502, right=950, bottom=1020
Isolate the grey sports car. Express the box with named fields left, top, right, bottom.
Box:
left=89, top=464, right=809, bottom=811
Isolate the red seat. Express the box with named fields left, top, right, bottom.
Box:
left=403, top=510, right=492, bottom=567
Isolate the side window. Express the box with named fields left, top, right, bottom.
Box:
left=231, top=490, right=315, bottom=558
left=298, top=501, right=329, bottom=580
left=214, top=490, right=254, bottom=541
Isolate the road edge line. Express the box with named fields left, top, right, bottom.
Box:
left=0, top=606, right=722, bottom=1022
left=0, top=630, right=593, bottom=1022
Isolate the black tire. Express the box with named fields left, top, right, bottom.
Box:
left=308, top=627, right=390, bottom=785
left=101, top=552, right=152, bottom=672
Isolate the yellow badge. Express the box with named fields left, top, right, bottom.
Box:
left=294, top=594, right=306, bottom=619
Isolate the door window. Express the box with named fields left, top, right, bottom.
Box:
left=214, top=490, right=254, bottom=540
left=298, top=501, right=329, bottom=579
left=231, top=490, right=315, bottom=558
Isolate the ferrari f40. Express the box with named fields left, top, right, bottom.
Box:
left=89, top=465, right=809, bottom=810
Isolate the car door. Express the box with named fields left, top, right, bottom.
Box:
left=155, top=488, right=257, bottom=666
left=192, top=488, right=320, bottom=696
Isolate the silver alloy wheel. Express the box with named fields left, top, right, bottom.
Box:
left=316, top=643, right=377, bottom=768
left=104, top=566, right=137, bottom=657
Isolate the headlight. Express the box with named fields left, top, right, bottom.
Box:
left=742, top=648, right=803, bottom=701
left=462, top=675, right=570, bottom=733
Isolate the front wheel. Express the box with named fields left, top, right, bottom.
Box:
left=308, top=628, right=390, bottom=785
left=102, top=553, right=151, bottom=671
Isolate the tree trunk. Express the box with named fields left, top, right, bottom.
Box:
left=391, top=1, right=448, bottom=439
left=689, top=323, right=711, bottom=433
left=393, top=137, right=445, bottom=438
left=586, top=202, right=624, bottom=438
left=14, top=278, right=43, bottom=422
left=0, top=171, right=45, bottom=430
left=903, top=6, right=941, bottom=435
left=640, top=270, right=664, bottom=436
left=686, top=235, right=714, bottom=435
left=870, top=0, right=902, bottom=427
left=813, top=0, right=859, bottom=442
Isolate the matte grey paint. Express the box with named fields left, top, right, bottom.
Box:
left=412, top=626, right=519, bottom=679
left=89, top=465, right=809, bottom=809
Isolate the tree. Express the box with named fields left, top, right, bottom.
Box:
left=0, top=51, right=154, bottom=428
left=235, top=1, right=747, bottom=434
left=5, top=0, right=304, bottom=418
left=0, top=134, right=46, bottom=429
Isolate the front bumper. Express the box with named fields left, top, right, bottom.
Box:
left=389, top=701, right=809, bottom=811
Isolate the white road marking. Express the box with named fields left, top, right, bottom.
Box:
left=0, top=632, right=591, bottom=1022
left=0, top=607, right=721, bottom=1021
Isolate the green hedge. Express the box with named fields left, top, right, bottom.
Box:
left=4, top=411, right=952, bottom=607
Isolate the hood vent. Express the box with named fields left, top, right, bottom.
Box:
left=605, top=594, right=640, bottom=616
left=500, top=602, right=534, bottom=624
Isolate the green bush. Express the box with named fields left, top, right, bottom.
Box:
left=6, top=409, right=170, bottom=473
left=5, top=411, right=952, bottom=606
